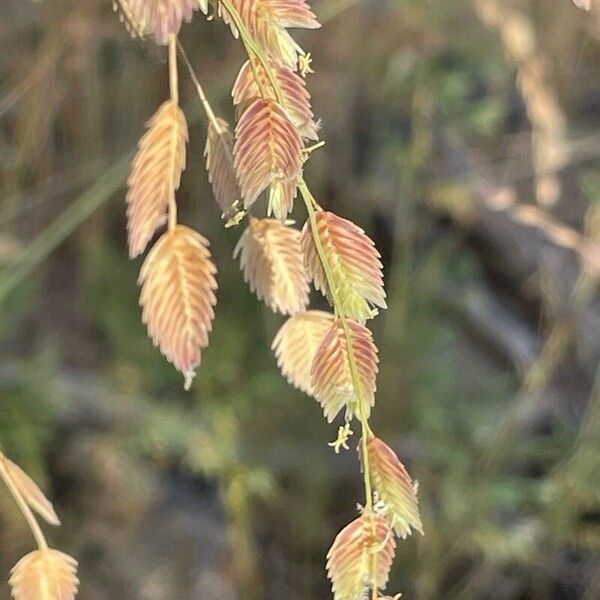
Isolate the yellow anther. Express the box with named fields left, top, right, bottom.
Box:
left=328, top=423, right=354, bottom=454
left=298, top=53, right=314, bottom=78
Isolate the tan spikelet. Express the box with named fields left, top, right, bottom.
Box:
left=366, top=436, right=423, bottom=538
left=232, top=59, right=318, bottom=139
left=221, top=0, right=319, bottom=68
left=117, top=0, right=201, bottom=44
left=302, top=211, right=386, bottom=323
left=311, top=319, right=378, bottom=422
left=271, top=310, right=334, bottom=394
left=126, top=100, right=188, bottom=258
left=114, top=0, right=146, bottom=38
left=0, top=455, right=60, bottom=526
left=9, top=549, right=79, bottom=600
left=139, top=225, right=217, bottom=389
left=234, top=98, right=303, bottom=220
left=326, top=512, right=396, bottom=600
left=204, top=117, right=241, bottom=220
left=234, top=218, right=309, bottom=314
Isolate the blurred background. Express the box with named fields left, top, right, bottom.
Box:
left=1, top=0, right=600, bottom=598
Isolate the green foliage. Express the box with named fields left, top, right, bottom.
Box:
left=0, top=351, right=60, bottom=485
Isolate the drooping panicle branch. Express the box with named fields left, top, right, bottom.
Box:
left=115, top=1, right=422, bottom=597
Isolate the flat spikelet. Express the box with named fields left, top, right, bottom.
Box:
left=223, top=0, right=319, bottom=68
left=9, top=549, right=79, bottom=600
left=117, top=0, right=201, bottom=44
left=126, top=100, right=188, bottom=258
left=272, top=310, right=334, bottom=394
left=326, top=513, right=396, bottom=600
left=311, top=319, right=378, bottom=422
left=114, top=0, right=146, bottom=38
left=573, top=0, right=591, bottom=9
left=234, top=98, right=303, bottom=220
left=232, top=59, right=319, bottom=139
left=204, top=117, right=241, bottom=220
left=366, top=436, right=423, bottom=539
left=0, top=456, right=60, bottom=526
left=234, top=218, right=309, bottom=314
left=302, top=211, right=386, bottom=323
left=139, top=225, right=217, bottom=389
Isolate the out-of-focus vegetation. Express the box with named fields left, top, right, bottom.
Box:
left=1, top=0, right=600, bottom=598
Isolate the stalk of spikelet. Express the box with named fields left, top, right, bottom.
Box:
left=125, top=31, right=218, bottom=389
left=0, top=452, right=79, bottom=600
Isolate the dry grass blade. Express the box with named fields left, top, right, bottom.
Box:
left=301, top=211, right=386, bottom=323
left=9, top=549, right=79, bottom=600
left=139, top=225, right=217, bottom=390
left=326, top=513, right=396, bottom=600
left=0, top=456, right=60, bottom=526
left=117, top=0, right=201, bottom=44
left=234, top=98, right=303, bottom=220
left=234, top=218, right=309, bottom=314
left=204, top=117, right=241, bottom=221
left=126, top=100, right=188, bottom=258
left=311, top=319, right=378, bottom=422
left=232, top=59, right=318, bottom=139
left=366, top=436, right=423, bottom=539
left=222, top=0, right=320, bottom=67
left=271, top=310, right=334, bottom=394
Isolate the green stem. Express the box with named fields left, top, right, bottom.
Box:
left=177, top=41, right=222, bottom=134
left=300, top=181, right=378, bottom=593
left=299, top=180, right=374, bottom=509
left=167, top=34, right=179, bottom=231
left=221, top=6, right=380, bottom=591
left=219, top=0, right=284, bottom=104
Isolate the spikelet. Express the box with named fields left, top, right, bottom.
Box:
left=311, top=319, right=378, bottom=422
left=573, top=0, right=591, bottom=9
left=221, top=0, right=319, bottom=68
left=0, top=456, right=60, bottom=526
left=272, top=310, right=334, bottom=394
left=232, top=59, right=319, bottom=139
left=139, top=225, right=217, bottom=389
left=366, top=436, right=423, bottom=539
left=9, top=549, right=79, bottom=600
left=126, top=100, right=188, bottom=258
left=302, top=211, right=386, bottom=323
left=113, top=0, right=146, bottom=38
left=326, top=513, right=396, bottom=600
left=116, top=0, right=202, bottom=45
left=204, top=117, right=241, bottom=220
left=234, top=98, right=303, bottom=220
left=234, top=218, right=309, bottom=314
